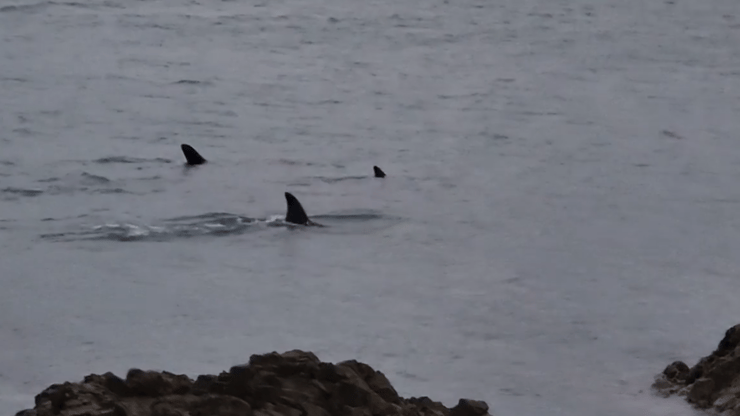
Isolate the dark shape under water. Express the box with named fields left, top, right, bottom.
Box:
left=284, top=192, right=322, bottom=226
left=181, top=144, right=207, bottom=165
left=373, top=166, right=386, bottom=178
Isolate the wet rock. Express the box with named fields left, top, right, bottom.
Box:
left=15, top=350, right=492, bottom=416
left=654, top=323, right=740, bottom=415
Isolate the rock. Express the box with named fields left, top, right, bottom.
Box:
left=406, top=396, right=450, bottom=416
left=301, top=401, right=332, bottom=416
left=125, top=369, right=193, bottom=397
left=332, top=380, right=372, bottom=408
left=718, top=324, right=740, bottom=354
left=14, top=350, right=491, bottom=416
left=687, top=378, right=715, bottom=407
left=338, top=360, right=401, bottom=405
left=450, top=399, right=489, bottom=416
left=654, top=323, right=740, bottom=415
left=662, top=361, right=689, bottom=382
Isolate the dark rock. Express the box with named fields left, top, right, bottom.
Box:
left=687, top=378, right=715, bottom=407
left=662, top=361, right=690, bottom=382
left=718, top=324, right=740, bottom=354
left=406, top=397, right=450, bottom=416
left=301, top=401, right=332, bottom=416
left=149, top=394, right=252, bottom=416
left=85, top=372, right=130, bottom=396
left=338, top=360, right=401, bottom=404
left=450, top=399, right=489, bottom=416
left=654, top=323, right=740, bottom=415
left=254, top=402, right=301, bottom=416
left=190, top=395, right=253, bottom=416
left=192, top=375, right=217, bottom=394
left=125, top=369, right=193, bottom=396
left=341, top=405, right=372, bottom=416
left=14, top=350, right=491, bottom=416
left=331, top=380, right=372, bottom=408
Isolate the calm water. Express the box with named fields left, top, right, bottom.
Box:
left=2, top=0, right=740, bottom=415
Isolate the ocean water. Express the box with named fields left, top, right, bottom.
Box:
left=2, top=0, right=740, bottom=414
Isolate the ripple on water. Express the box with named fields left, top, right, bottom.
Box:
left=92, top=156, right=172, bottom=164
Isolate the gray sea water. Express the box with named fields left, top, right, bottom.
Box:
left=2, top=0, right=740, bottom=414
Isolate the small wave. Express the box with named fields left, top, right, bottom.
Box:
left=0, top=1, right=86, bottom=13
left=2, top=187, right=43, bottom=197
left=164, top=212, right=246, bottom=223
left=93, top=156, right=172, bottom=164
left=0, top=77, right=27, bottom=83
left=314, top=210, right=387, bottom=222
left=94, top=156, right=143, bottom=164
left=45, top=213, right=258, bottom=242
left=12, top=127, right=37, bottom=137
left=174, top=80, right=206, bottom=85
left=0, top=3, right=47, bottom=13
left=273, top=159, right=322, bottom=167
left=80, top=172, right=110, bottom=184
left=316, top=175, right=368, bottom=184
left=94, top=188, right=133, bottom=195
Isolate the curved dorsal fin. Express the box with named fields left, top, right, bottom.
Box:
left=284, top=192, right=310, bottom=225
left=181, top=144, right=207, bottom=165
left=373, top=166, right=386, bottom=178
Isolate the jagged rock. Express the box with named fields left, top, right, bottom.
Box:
left=15, top=350, right=492, bottom=416
left=653, top=323, right=740, bottom=415
left=339, top=360, right=402, bottom=405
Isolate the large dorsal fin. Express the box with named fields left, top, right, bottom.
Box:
left=373, top=165, right=386, bottom=178
left=284, top=192, right=310, bottom=225
left=181, top=144, right=207, bottom=165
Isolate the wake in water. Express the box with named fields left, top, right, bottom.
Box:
left=40, top=210, right=397, bottom=242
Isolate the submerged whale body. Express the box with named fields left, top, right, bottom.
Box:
left=373, top=166, right=386, bottom=178
left=181, top=144, right=207, bottom=165
left=284, top=192, right=321, bottom=226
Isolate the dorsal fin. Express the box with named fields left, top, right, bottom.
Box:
left=373, top=166, right=386, bottom=178
left=181, top=144, right=207, bottom=165
left=284, top=192, right=309, bottom=225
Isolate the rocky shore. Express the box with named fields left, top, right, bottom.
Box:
left=14, top=350, right=491, bottom=416
left=653, top=323, right=740, bottom=415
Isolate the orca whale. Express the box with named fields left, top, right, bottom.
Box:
left=181, top=144, right=207, bottom=165
left=284, top=192, right=322, bottom=226
left=373, top=166, right=386, bottom=178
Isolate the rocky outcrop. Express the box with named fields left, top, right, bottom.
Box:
left=653, top=324, right=740, bottom=415
left=15, top=350, right=492, bottom=416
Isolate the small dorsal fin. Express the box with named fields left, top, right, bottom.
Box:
left=284, top=192, right=310, bottom=225
left=373, top=166, right=386, bottom=178
left=181, top=144, right=207, bottom=165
